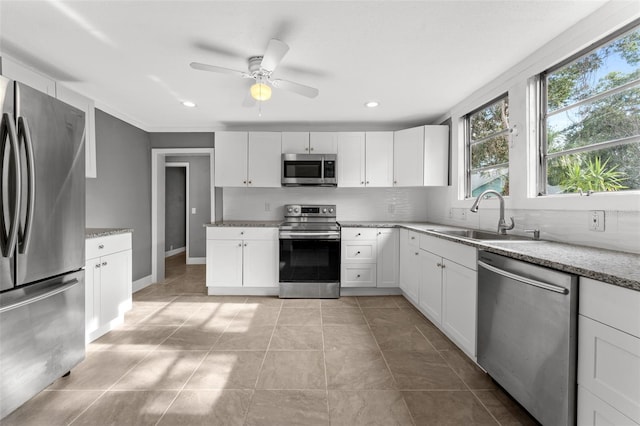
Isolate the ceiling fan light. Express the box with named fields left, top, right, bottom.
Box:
left=251, top=83, right=272, bottom=101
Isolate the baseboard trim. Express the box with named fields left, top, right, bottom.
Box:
left=133, top=275, right=154, bottom=292
left=165, top=247, right=186, bottom=257
left=207, top=287, right=279, bottom=296
left=186, top=257, right=206, bottom=265
left=340, top=287, right=402, bottom=296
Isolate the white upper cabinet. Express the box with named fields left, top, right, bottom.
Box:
left=215, top=131, right=280, bottom=187
left=337, top=131, right=393, bottom=188
left=1, top=57, right=56, bottom=96
left=309, top=132, right=338, bottom=153
left=214, top=132, right=249, bottom=187
left=337, top=132, right=366, bottom=187
left=56, top=84, right=97, bottom=178
left=365, top=131, right=394, bottom=187
left=393, top=126, right=424, bottom=186
left=281, top=132, right=310, bottom=154
left=423, top=125, right=449, bottom=186
left=248, top=132, right=281, bottom=187
left=393, top=125, right=448, bottom=187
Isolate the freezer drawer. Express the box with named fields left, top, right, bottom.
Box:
left=0, top=270, right=85, bottom=419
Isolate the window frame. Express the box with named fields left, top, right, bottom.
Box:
left=464, top=92, right=510, bottom=199
left=537, top=20, right=640, bottom=196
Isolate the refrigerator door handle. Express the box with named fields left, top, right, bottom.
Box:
left=17, top=116, right=35, bottom=254
left=0, top=113, right=22, bottom=258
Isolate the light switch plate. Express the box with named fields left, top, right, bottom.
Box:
left=589, top=210, right=605, bottom=231
left=191, top=207, right=197, bottom=214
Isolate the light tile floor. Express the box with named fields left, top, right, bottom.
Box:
left=3, top=253, right=538, bottom=425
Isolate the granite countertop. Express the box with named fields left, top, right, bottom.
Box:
left=205, top=221, right=283, bottom=228
left=341, top=221, right=640, bottom=291
left=86, top=228, right=133, bottom=239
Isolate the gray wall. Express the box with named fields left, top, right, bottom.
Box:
left=165, top=167, right=186, bottom=252
left=166, top=156, right=211, bottom=258
left=86, top=109, right=151, bottom=281
left=150, top=132, right=213, bottom=149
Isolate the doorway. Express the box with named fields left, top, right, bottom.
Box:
left=151, top=148, right=215, bottom=284
left=165, top=162, right=189, bottom=279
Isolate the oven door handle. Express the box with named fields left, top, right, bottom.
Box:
left=279, top=232, right=341, bottom=240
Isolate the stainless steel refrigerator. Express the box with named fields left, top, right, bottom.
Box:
left=0, top=75, right=86, bottom=419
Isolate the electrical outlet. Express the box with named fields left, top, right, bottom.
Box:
left=448, top=208, right=453, bottom=219
left=589, top=210, right=605, bottom=232
left=460, top=209, right=467, bottom=220
left=265, top=202, right=270, bottom=212
left=191, top=207, right=196, bottom=214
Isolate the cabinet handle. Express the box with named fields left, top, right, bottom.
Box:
left=102, top=261, right=107, bottom=266
left=356, top=233, right=361, bottom=237
left=357, top=274, right=361, bottom=278
left=248, top=180, right=252, bottom=184
left=240, top=231, right=244, bottom=235
left=410, top=236, right=415, bottom=240
left=243, top=180, right=247, bottom=184
left=95, top=263, right=101, bottom=269
left=98, top=244, right=104, bottom=249
left=238, top=243, right=242, bottom=247
left=361, top=181, right=364, bottom=185
left=394, top=180, right=397, bottom=184
left=305, top=147, right=309, bottom=151
left=244, top=243, right=247, bottom=247
left=436, top=262, right=442, bottom=267
left=366, top=181, right=370, bottom=184
left=441, top=263, right=445, bottom=269
left=415, top=252, right=419, bottom=256
left=355, top=251, right=360, bottom=255
left=310, top=147, right=314, bottom=151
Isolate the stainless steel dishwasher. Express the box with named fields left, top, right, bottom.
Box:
left=477, top=251, right=578, bottom=426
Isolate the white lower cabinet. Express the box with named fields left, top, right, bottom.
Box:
left=341, top=227, right=398, bottom=288
left=414, top=234, right=477, bottom=358
left=206, top=227, right=278, bottom=291
left=399, top=229, right=420, bottom=303
left=578, top=277, right=640, bottom=425
left=85, top=232, right=132, bottom=343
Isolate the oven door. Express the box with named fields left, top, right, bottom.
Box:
left=279, top=238, right=340, bottom=283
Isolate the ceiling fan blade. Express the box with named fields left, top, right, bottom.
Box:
left=260, top=39, right=289, bottom=72
left=190, top=62, right=250, bottom=78
left=270, top=79, right=319, bottom=98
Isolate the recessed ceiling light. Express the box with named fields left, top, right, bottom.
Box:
left=365, top=101, right=379, bottom=108
left=182, top=101, right=196, bottom=108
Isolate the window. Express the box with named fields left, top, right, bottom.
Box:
left=540, top=22, right=640, bottom=195
left=466, top=94, right=510, bottom=198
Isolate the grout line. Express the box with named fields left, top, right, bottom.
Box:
left=153, top=295, right=246, bottom=426
left=320, top=297, right=331, bottom=423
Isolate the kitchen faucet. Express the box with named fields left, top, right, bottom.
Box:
left=470, top=189, right=515, bottom=235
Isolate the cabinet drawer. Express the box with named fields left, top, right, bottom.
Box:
left=86, top=233, right=131, bottom=260
left=580, top=277, right=640, bottom=338
left=578, top=315, right=640, bottom=423
left=342, top=242, right=376, bottom=262
left=206, top=227, right=277, bottom=240
left=341, top=264, right=376, bottom=287
left=419, top=234, right=476, bottom=270
left=341, top=227, right=378, bottom=240
left=407, top=230, right=420, bottom=248
left=578, top=386, right=639, bottom=426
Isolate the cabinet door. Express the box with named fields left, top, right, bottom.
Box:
left=377, top=229, right=398, bottom=287
left=419, top=250, right=442, bottom=325
left=206, top=239, right=243, bottom=287
left=365, top=132, right=394, bottom=187
left=281, top=132, right=310, bottom=153
left=309, top=132, right=338, bottom=153
left=99, top=250, right=131, bottom=325
left=441, top=260, right=477, bottom=357
left=399, top=230, right=420, bottom=303
left=341, top=264, right=377, bottom=288
left=214, top=132, right=248, bottom=187
left=243, top=239, right=278, bottom=287
left=337, top=132, right=365, bottom=187
left=56, top=84, right=97, bottom=178
left=84, top=259, right=100, bottom=337
left=578, top=386, right=640, bottom=426
left=248, top=132, right=281, bottom=187
left=423, top=125, right=449, bottom=186
left=393, top=126, right=424, bottom=186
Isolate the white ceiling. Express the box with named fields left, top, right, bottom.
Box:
left=0, top=0, right=610, bottom=132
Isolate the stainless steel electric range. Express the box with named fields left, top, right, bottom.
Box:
left=278, top=204, right=340, bottom=298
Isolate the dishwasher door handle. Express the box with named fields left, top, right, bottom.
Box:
left=478, top=260, right=568, bottom=294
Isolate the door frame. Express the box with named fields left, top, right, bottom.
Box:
left=151, top=148, right=214, bottom=284
left=164, top=162, right=190, bottom=259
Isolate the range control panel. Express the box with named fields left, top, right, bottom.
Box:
left=284, top=204, right=336, bottom=218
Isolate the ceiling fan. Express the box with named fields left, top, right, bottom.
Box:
left=190, top=39, right=319, bottom=102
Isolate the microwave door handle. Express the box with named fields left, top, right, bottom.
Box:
left=17, top=117, right=35, bottom=254
left=0, top=113, right=22, bottom=258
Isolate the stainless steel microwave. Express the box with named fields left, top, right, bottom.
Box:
left=281, top=154, right=337, bottom=186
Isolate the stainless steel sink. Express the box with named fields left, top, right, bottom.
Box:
left=431, top=229, right=534, bottom=241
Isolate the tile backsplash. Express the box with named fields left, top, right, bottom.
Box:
left=222, top=187, right=431, bottom=222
